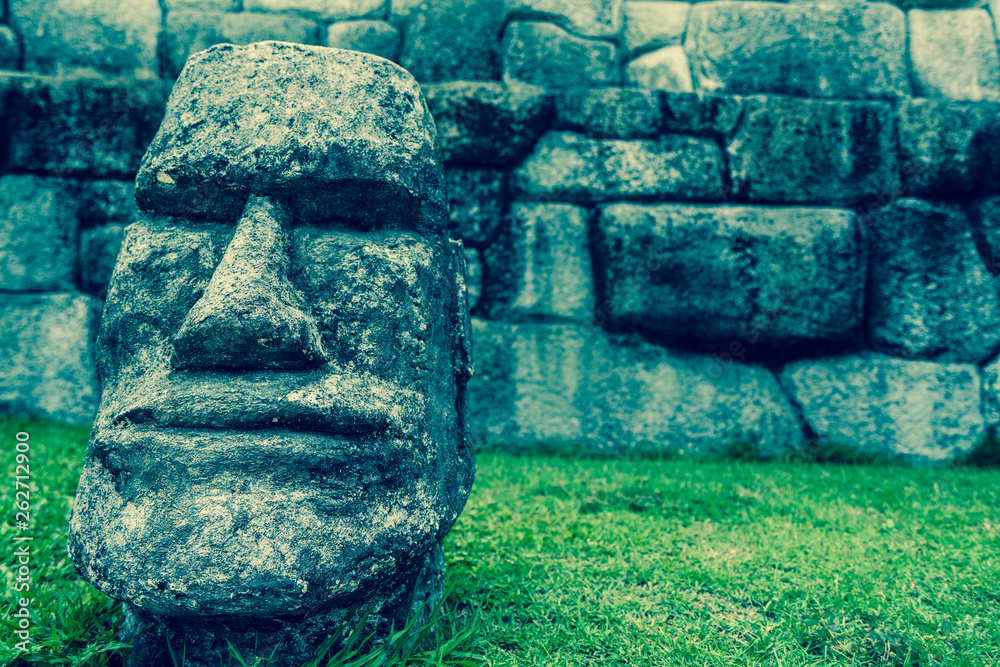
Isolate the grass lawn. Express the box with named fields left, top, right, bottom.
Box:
left=1, top=415, right=998, bottom=666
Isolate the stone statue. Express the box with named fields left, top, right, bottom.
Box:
left=68, top=41, right=475, bottom=666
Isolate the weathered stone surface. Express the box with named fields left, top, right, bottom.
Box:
left=4, top=74, right=168, bottom=179
left=685, top=1, right=910, bottom=99
left=469, top=319, right=803, bottom=454
left=11, top=0, right=160, bottom=77
left=781, top=354, right=984, bottom=463
left=0, top=293, right=102, bottom=424
left=625, top=45, right=693, bottom=91
left=166, top=0, right=236, bottom=8
left=867, top=198, right=1000, bottom=363
left=444, top=168, right=507, bottom=246
left=554, top=87, right=662, bottom=139
left=77, top=180, right=139, bottom=230
left=983, top=353, right=1000, bottom=429
left=0, top=176, right=78, bottom=292
left=164, top=10, right=322, bottom=78
left=598, top=204, right=865, bottom=351
left=70, top=43, right=472, bottom=667
left=464, top=248, right=482, bottom=312
left=0, top=26, right=19, bottom=70
left=661, top=91, right=743, bottom=137
left=482, top=203, right=594, bottom=322
left=326, top=20, right=401, bottom=61
left=80, top=226, right=126, bottom=297
left=728, top=95, right=899, bottom=205
left=513, top=131, right=724, bottom=203
left=971, top=195, right=1000, bottom=277
left=504, top=0, right=624, bottom=38
left=392, top=0, right=504, bottom=82
left=423, top=82, right=552, bottom=166
left=898, top=98, right=1000, bottom=197
left=909, top=9, right=1000, bottom=101
left=503, top=21, right=620, bottom=88
left=244, top=0, right=386, bottom=20
left=624, top=1, right=689, bottom=56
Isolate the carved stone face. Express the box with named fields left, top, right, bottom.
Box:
left=69, top=42, right=474, bottom=618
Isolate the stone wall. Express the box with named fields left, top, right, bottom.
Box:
left=3, top=0, right=1000, bottom=462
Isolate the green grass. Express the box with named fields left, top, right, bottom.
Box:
left=1, top=416, right=999, bottom=666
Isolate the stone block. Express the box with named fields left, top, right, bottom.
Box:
left=728, top=95, right=899, bottom=206
left=866, top=198, right=1000, bottom=363
left=4, top=74, right=169, bottom=180
left=76, top=181, right=139, bottom=230
left=469, top=319, right=803, bottom=454
left=482, top=203, right=595, bottom=322
left=625, top=45, right=693, bottom=91
left=244, top=0, right=386, bottom=19
left=0, top=26, right=19, bottom=70
left=465, top=248, right=482, bottom=312
left=504, top=0, right=624, bottom=38
left=164, top=10, right=322, bottom=78
left=983, top=353, right=1000, bottom=430
left=898, top=98, right=1000, bottom=197
left=513, top=131, right=724, bottom=203
left=392, top=0, right=504, bottom=82
left=80, top=225, right=126, bottom=297
left=423, top=82, right=552, bottom=166
left=554, top=87, right=662, bottom=139
left=624, top=1, right=689, bottom=56
left=0, top=176, right=78, bottom=292
left=166, top=0, right=236, bottom=8
left=909, top=9, right=1000, bottom=101
left=503, top=21, right=620, bottom=88
left=685, top=1, right=910, bottom=99
left=971, top=196, right=1000, bottom=277
left=0, top=292, right=102, bottom=424
left=781, top=353, right=984, bottom=464
left=326, top=20, right=401, bottom=61
left=444, top=168, right=507, bottom=246
left=597, top=203, right=865, bottom=351
left=661, top=91, right=743, bottom=137
left=11, top=0, right=160, bottom=77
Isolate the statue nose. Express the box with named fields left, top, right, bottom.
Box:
left=171, top=196, right=327, bottom=370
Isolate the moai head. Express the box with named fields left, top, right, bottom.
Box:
left=68, top=42, right=474, bottom=658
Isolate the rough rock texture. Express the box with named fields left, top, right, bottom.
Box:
left=685, top=1, right=909, bottom=99
left=504, top=0, right=624, bottom=38
left=10, top=0, right=160, bottom=77
left=69, top=43, right=474, bottom=667
left=164, top=11, right=322, bottom=79
left=781, top=354, right=984, bottom=463
left=661, top=91, right=743, bottom=137
left=971, top=195, right=1000, bottom=277
left=0, top=176, right=79, bottom=292
left=625, top=46, right=693, bottom=92
left=897, top=99, right=1000, bottom=197
left=598, top=204, right=865, bottom=352
left=243, top=0, right=387, bottom=19
left=623, top=1, right=690, bottom=56
left=503, top=21, right=620, bottom=88
left=908, top=9, right=1000, bottom=101
left=513, top=131, right=724, bottom=203
left=326, top=20, right=401, bottom=61
left=469, top=319, right=803, bottom=454
left=444, top=169, right=507, bottom=246
left=3, top=74, right=169, bottom=179
left=554, top=87, right=662, bottom=139
left=866, top=198, right=1000, bottom=364
left=0, top=293, right=103, bottom=424
left=392, top=0, right=504, bottom=81
left=81, top=226, right=126, bottom=297
left=728, top=96, right=899, bottom=206
left=423, top=82, right=552, bottom=166
left=482, top=203, right=594, bottom=322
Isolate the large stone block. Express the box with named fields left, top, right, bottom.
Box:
left=897, top=98, right=1000, bottom=197
left=0, top=293, right=102, bottom=424
left=482, top=203, right=595, bottom=322
left=0, top=176, right=79, bottom=292
left=392, top=0, right=504, bottom=82
left=866, top=198, right=1000, bottom=364
left=504, top=0, right=624, bottom=38
left=555, top=87, right=661, bottom=139
left=469, top=319, right=803, bottom=454
left=685, top=1, right=910, bottom=99
left=444, top=168, right=507, bottom=246
left=781, top=354, right=984, bottom=464
left=243, top=0, right=387, bottom=20
left=624, top=1, right=689, bottom=56
left=4, top=74, right=169, bottom=179
left=423, top=82, right=552, bottom=166
left=625, top=46, right=693, bottom=92
left=909, top=9, right=1000, bottom=101
left=325, top=20, right=401, bottom=61
left=661, top=91, right=743, bottom=137
left=11, top=0, right=160, bottom=77
left=727, top=95, right=899, bottom=206
left=503, top=21, right=620, bottom=88
left=164, top=10, right=322, bottom=78
left=513, top=131, right=724, bottom=203
left=597, top=203, right=865, bottom=351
